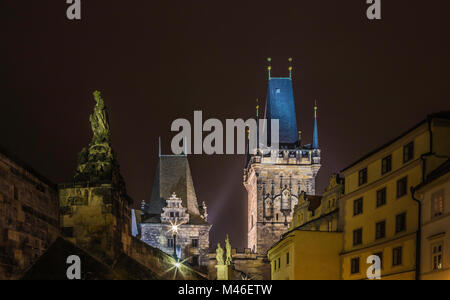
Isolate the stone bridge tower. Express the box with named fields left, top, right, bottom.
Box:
left=244, top=60, right=321, bottom=255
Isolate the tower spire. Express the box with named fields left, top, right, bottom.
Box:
left=313, top=101, right=319, bottom=149
left=256, top=98, right=260, bottom=152
left=267, top=57, right=272, bottom=80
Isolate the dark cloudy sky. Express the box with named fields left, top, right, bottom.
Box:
left=1, top=0, right=449, bottom=249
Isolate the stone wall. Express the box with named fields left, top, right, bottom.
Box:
left=0, top=151, right=59, bottom=279
left=58, top=183, right=131, bottom=265
left=141, top=223, right=210, bottom=268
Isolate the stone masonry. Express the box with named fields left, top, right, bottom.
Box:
left=0, top=148, right=59, bottom=279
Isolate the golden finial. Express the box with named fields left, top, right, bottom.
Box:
left=267, top=57, right=272, bottom=79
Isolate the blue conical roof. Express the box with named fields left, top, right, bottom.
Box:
left=264, top=77, right=299, bottom=145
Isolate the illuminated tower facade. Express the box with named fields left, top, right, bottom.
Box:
left=243, top=60, right=321, bottom=255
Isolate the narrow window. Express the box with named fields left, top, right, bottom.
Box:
left=393, top=247, right=403, bottom=266
left=353, top=198, right=363, bottom=216
left=432, top=243, right=443, bottom=271
left=403, top=142, right=414, bottom=163
left=395, top=212, right=406, bottom=233
left=351, top=257, right=360, bottom=274
left=286, top=252, right=290, bottom=265
left=353, top=228, right=363, bottom=246
left=376, top=188, right=387, bottom=207
left=192, top=239, right=199, bottom=248
left=358, top=168, right=368, bottom=186
left=375, top=221, right=386, bottom=240
left=432, top=190, right=444, bottom=218
left=382, top=155, right=392, bottom=175
left=396, top=177, right=408, bottom=198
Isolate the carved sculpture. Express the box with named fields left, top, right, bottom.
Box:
left=225, top=234, right=232, bottom=265
left=216, top=243, right=224, bottom=266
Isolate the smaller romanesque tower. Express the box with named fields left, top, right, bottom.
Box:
left=139, top=145, right=211, bottom=268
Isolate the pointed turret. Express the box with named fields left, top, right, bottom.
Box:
left=313, top=101, right=319, bottom=149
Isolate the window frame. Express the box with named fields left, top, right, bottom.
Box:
left=351, top=257, right=360, bottom=274
left=392, top=246, right=403, bottom=266
left=353, top=228, right=363, bottom=246
left=376, top=187, right=387, bottom=208
left=358, top=168, right=368, bottom=186
left=375, top=220, right=386, bottom=240
left=353, top=198, right=363, bottom=216
left=431, top=189, right=444, bottom=219
left=403, top=142, right=414, bottom=163
left=395, top=212, right=407, bottom=234
left=432, top=242, right=444, bottom=271
left=396, top=177, right=408, bottom=198
left=381, top=155, right=392, bottom=175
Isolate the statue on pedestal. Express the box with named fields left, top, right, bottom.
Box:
left=225, top=234, right=232, bottom=265
left=216, top=243, right=224, bottom=266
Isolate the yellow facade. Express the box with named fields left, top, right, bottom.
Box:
left=268, top=231, right=343, bottom=280
left=340, top=113, right=450, bottom=280
left=268, top=175, right=344, bottom=280
left=414, top=161, right=450, bottom=280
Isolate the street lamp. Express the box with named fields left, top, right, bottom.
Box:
left=171, top=224, right=179, bottom=260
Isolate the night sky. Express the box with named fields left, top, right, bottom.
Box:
left=1, top=1, right=449, bottom=250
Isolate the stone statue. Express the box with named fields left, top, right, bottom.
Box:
left=216, top=243, right=224, bottom=265
left=90, top=91, right=110, bottom=144
left=201, top=201, right=208, bottom=221
left=225, top=234, right=232, bottom=265
left=73, top=91, right=127, bottom=191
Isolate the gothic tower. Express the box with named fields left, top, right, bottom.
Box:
left=243, top=60, right=321, bottom=255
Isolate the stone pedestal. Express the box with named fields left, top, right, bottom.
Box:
left=215, top=264, right=233, bottom=280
